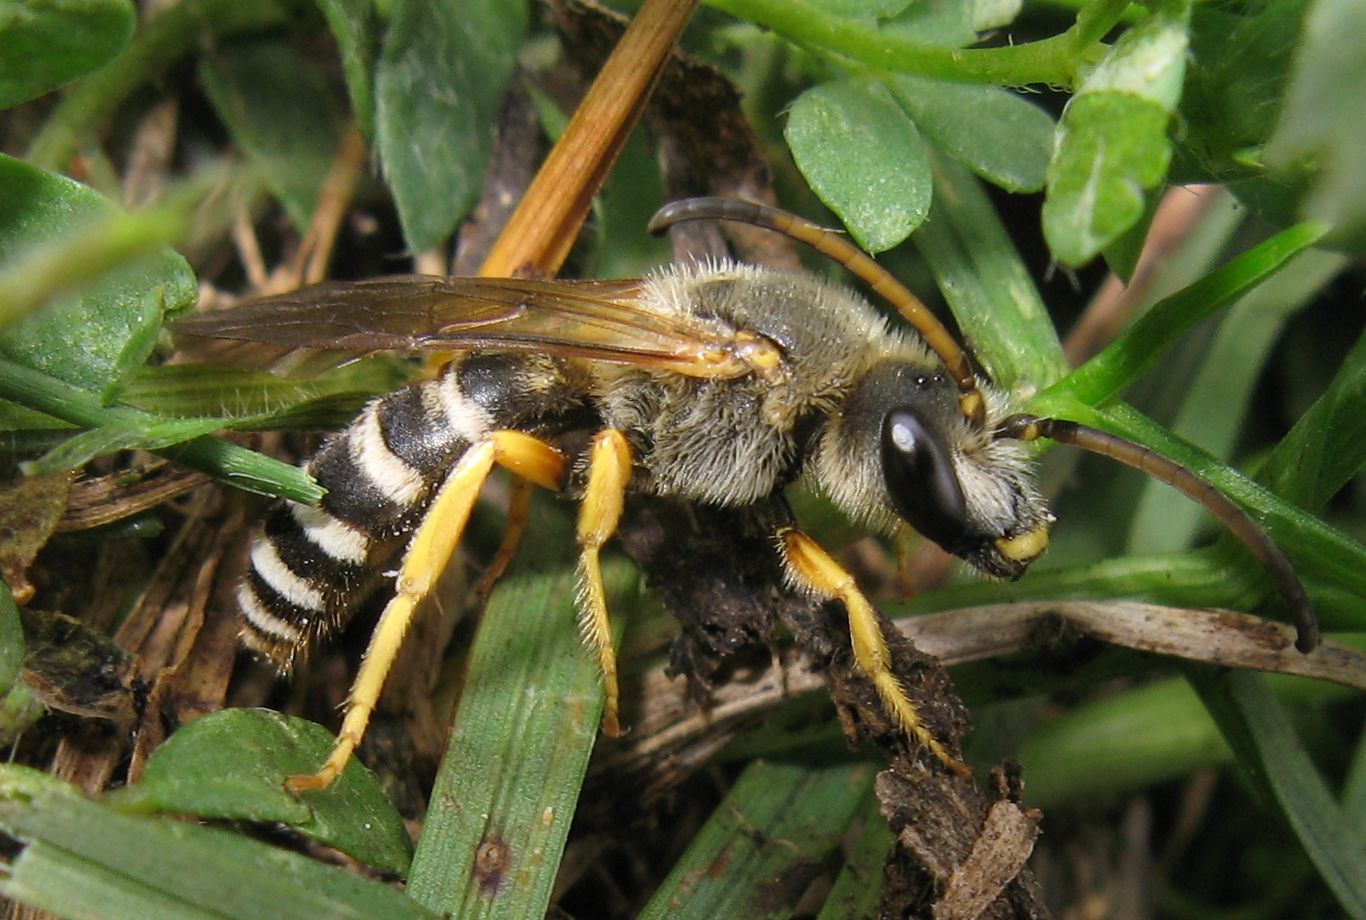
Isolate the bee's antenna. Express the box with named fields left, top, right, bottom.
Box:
left=996, top=414, right=1319, bottom=653
left=649, top=197, right=986, bottom=431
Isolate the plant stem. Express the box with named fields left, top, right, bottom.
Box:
left=703, top=0, right=1129, bottom=87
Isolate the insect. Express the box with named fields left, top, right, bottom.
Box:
left=176, top=198, right=1317, bottom=791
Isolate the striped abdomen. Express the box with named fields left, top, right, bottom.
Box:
left=238, top=354, right=588, bottom=668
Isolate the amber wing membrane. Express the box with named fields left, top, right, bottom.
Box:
left=175, top=276, right=749, bottom=378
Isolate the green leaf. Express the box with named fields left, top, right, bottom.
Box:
left=1128, top=249, right=1347, bottom=554
left=639, top=760, right=875, bottom=919
left=1017, top=677, right=1233, bottom=808
left=1262, top=325, right=1366, bottom=512
left=0, top=355, right=325, bottom=504
left=1043, top=93, right=1173, bottom=267
left=889, top=75, right=1054, bottom=193
left=1186, top=668, right=1366, bottom=918
left=1043, top=5, right=1190, bottom=266
left=376, top=0, right=527, bottom=252
left=0, top=155, right=197, bottom=396
left=804, top=0, right=912, bottom=18
left=120, top=360, right=410, bottom=430
left=0, top=765, right=438, bottom=920
left=406, top=496, right=636, bottom=917
left=1177, top=0, right=1302, bottom=182
left=0, top=0, right=135, bottom=109
left=316, top=0, right=377, bottom=140
left=1056, top=220, right=1327, bottom=408
left=0, top=579, right=22, bottom=691
left=911, top=151, right=1066, bottom=391
left=25, top=0, right=292, bottom=172
left=1264, top=0, right=1366, bottom=249
left=199, top=37, right=346, bottom=231
left=113, top=709, right=412, bottom=875
left=817, top=787, right=892, bottom=919
left=785, top=79, right=931, bottom=252
left=24, top=417, right=227, bottom=474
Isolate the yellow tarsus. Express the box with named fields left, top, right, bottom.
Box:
left=780, top=529, right=968, bottom=776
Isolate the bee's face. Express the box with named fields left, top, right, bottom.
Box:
left=817, top=360, right=1053, bottom=578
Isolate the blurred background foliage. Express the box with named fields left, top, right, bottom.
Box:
left=0, top=0, right=1363, bottom=916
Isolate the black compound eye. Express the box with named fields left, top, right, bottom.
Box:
left=881, top=408, right=970, bottom=552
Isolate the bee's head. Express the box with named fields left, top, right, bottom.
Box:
left=818, top=360, right=1053, bottom=579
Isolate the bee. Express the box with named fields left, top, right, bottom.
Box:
left=176, top=198, right=1316, bottom=790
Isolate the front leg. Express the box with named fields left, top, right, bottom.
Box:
left=778, top=527, right=970, bottom=776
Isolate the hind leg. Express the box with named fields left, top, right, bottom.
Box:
left=287, top=430, right=565, bottom=792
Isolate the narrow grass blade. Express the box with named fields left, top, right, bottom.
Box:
left=0, top=765, right=439, bottom=920
left=0, top=356, right=321, bottom=503
left=1185, top=668, right=1366, bottom=918
left=817, top=784, right=892, bottom=919
left=912, top=151, right=1067, bottom=392
left=1058, top=220, right=1328, bottom=407
left=406, top=496, right=637, bottom=917
left=639, top=759, right=875, bottom=919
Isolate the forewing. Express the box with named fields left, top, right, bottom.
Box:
left=175, top=275, right=745, bottom=377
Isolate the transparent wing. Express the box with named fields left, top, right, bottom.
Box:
left=174, top=275, right=749, bottom=378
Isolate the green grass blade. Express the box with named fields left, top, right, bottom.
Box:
left=1185, top=668, right=1366, bottom=918
left=406, top=496, right=637, bottom=917
left=0, top=765, right=439, bottom=920
left=639, top=760, right=875, bottom=920
left=1261, top=324, right=1366, bottom=510
left=1057, top=220, right=1328, bottom=407
left=817, top=784, right=893, bottom=919
left=912, top=151, right=1067, bottom=391
left=0, top=355, right=322, bottom=503
left=1128, top=249, right=1347, bottom=553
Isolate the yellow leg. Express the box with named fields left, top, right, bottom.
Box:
left=780, top=528, right=968, bottom=776
left=287, top=431, right=566, bottom=793
left=474, top=477, right=534, bottom=597
left=576, top=430, right=632, bottom=737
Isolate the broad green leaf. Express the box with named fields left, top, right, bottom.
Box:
left=1179, top=0, right=1301, bottom=167
left=25, top=0, right=292, bottom=172
left=113, top=709, right=412, bottom=875
left=0, top=155, right=196, bottom=397
left=199, top=37, right=345, bottom=231
left=1043, top=5, right=1190, bottom=266
left=639, top=760, right=874, bottom=919
left=881, top=0, right=977, bottom=47
left=1264, top=0, right=1366, bottom=249
left=376, top=0, right=527, bottom=252
left=1099, top=186, right=1158, bottom=282
left=0, top=765, right=438, bottom=920
left=805, top=0, right=912, bottom=18
left=316, top=0, right=377, bottom=140
left=1044, top=93, right=1173, bottom=267
left=785, top=79, right=931, bottom=252
left=0, top=0, right=134, bottom=109
left=889, top=75, right=1053, bottom=193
